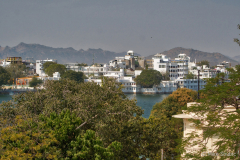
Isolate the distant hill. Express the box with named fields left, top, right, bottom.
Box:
left=232, top=55, right=240, bottom=63
left=0, top=42, right=140, bottom=64
left=145, top=47, right=239, bottom=67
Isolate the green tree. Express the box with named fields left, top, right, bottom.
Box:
left=5, top=64, right=27, bottom=84
left=184, top=72, right=195, bottom=79
left=42, top=61, right=57, bottom=72
left=45, top=64, right=66, bottom=77
left=0, top=110, right=122, bottom=159
left=0, top=78, right=146, bottom=158
left=234, top=24, right=240, bottom=46
left=179, top=65, right=240, bottom=160
left=29, top=77, right=43, bottom=87
left=162, top=71, right=170, bottom=80
left=197, top=60, right=210, bottom=67
left=77, top=63, right=88, bottom=66
left=150, top=88, right=197, bottom=159
left=0, top=66, right=11, bottom=88
left=61, top=70, right=86, bottom=83
left=134, top=69, right=162, bottom=88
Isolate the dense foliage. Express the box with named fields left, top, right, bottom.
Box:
left=0, top=77, right=173, bottom=159
left=134, top=69, right=162, bottom=88
left=45, top=63, right=66, bottom=77
left=179, top=65, right=240, bottom=159
left=61, top=70, right=86, bottom=83
left=150, top=88, right=197, bottom=159
left=0, top=110, right=122, bottom=159
left=29, top=77, right=43, bottom=87
left=5, top=64, right=27, bottom=84
left=184, top=72, right=195, bottom=79
left=42, top=61, right=57, bottom=72
left=0, top=66, right=11, bottom=87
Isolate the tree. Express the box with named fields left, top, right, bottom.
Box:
left=0, top=78, right=148, bottom=158
left=184, top=72, right=195, bottom=79
left=134, top=69, right=162, bottom=88
left=77, top=63, right=88, bottom=66
left=42, top=61, right=57, bottom=72
left=45, top=64, right=66, bottom=77
left=0, top=66, right=11, bottom=88
left=179, top=65, right=240, bottom=160
left=0, top=110, right=122, bottom=159
left=150, top=88, right=197, bottom=159
left=234, top=24, right=240, bottom=46
left=5, top=64, right=27, bottom=84
left=162, top=71, right=170, bottom=80
left=197, top=60, right=210, bottom=67
left=61, top=70, right=86, bottom=83
left=29, top=77, right=43, bottom=87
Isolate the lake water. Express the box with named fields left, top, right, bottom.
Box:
left=0, top=93, right=170, bottom=118
left=125, top=94, right=169, bottom=118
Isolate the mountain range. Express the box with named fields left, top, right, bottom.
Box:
left=145, top=47, right=239, bottom=67
left=0, top=43, right=238, bottom=66
left=0, top=42, right=138, bottom=64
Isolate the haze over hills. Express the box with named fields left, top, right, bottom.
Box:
left=0, top=42, right=140, bottom=65
left=146, top=47, right=239, bottom=67
left=0, top=43, right=238, bottom=67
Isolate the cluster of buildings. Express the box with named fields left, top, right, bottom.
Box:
left=0, top=50, right=231, bottom=93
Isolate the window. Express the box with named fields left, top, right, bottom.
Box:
left=159, top=65, right=165, bottom=68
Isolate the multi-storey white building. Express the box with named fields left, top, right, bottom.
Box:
left=153, top=53, right=193, bottom=80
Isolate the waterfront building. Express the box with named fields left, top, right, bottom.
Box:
left=109, top=50, right=136, bottom=70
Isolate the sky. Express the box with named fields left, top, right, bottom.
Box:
left=0, top=0, right=240, bottom=57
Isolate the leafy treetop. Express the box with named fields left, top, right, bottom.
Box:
left=134, top=69, right=162, bottom=88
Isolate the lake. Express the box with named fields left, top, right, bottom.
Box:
left=0, top=93, right=170, bottom=118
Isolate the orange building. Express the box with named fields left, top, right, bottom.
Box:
left=16, top=76, right=38, bottom=86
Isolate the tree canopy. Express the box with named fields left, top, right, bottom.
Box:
left=0, top=66, right=11, bottom=87
left=197, top=60, right=210, bottom=67
left=42, top=61, right=57, bottom=72
left=29, top=77, right=43, bottom=87
left=179, top=65, right=240, bottom=160
left=45, top=64, right=66, bottom=77
left=150, top=88, right=197, bottom=158
left=134, top=69, right=162, bottom=88
left=234, top=24, right=240, bottom=46
left=61, top=70, right=86, bottom=83
left=184, top=72, right=195, bottom=79
left=0, top=77, right=172, bottom=159
left=5, top=64, right=27, bottom=84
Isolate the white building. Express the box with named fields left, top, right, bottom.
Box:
left=152, top=53, right=170, bottom=73
left=109, top=50, right=135, bottom=70
left=36, top=59, right=57, bottom=76
left=173, top=102, right=237, bottom=158
left=152, top=53, right=193, bottom=80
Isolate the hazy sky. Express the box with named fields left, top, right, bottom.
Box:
left=0, top=0, right=239, bottom=57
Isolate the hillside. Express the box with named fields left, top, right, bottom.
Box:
left=145, top=47, right=239, bottom=66
left=0, top=42, right=140, bottom=64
